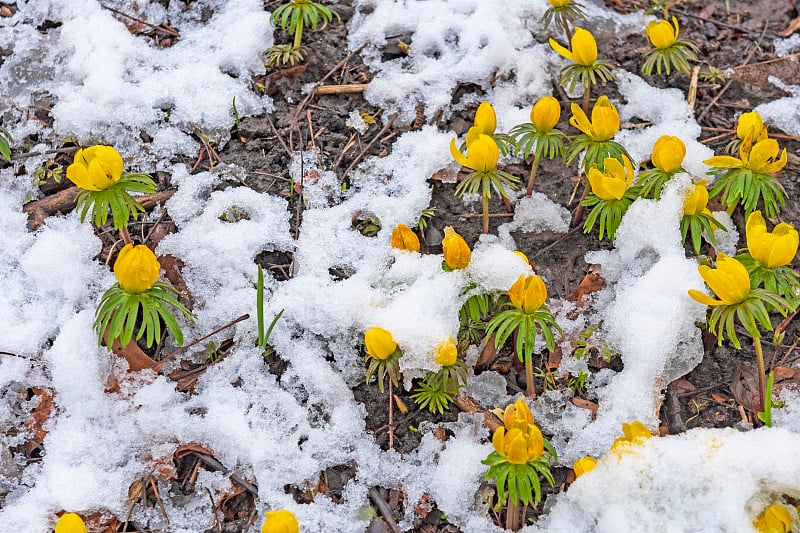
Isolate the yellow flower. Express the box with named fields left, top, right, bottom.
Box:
left=114, top=244, right=160, bottom=294
left=513, top=250, right=530, bottom=264
left=651, top=135, right=686, bottom=173
left=569, top=96, right=619, bottom=142
left=683, top=180, right=709, bottom=216
left=586, top=155, right=634, bottom=201
left=262, top=509, right=300, bottom=533
left=434, top=337, right=458, bottom=366
left=508, top=274, right=547, bottom=314
left=450, top=133, right=499, bottom=173
left=55, top=513, right=88, bottom=533
left=492, top=424, right=544, bottom=465
left=610, top=421, right=652, bottom=452
left=473, top=101, right=497, bottom=136
left=548, top=0, right=573, bottom=6
left=502, top=397, right=535, bottom=432
left=754, top=504, right=793, bottom=533
left=646, top=16, right=680, bottom=49
left=364, top=326, right=397, bottom=361
left=66, top=145, right=124, bottom=191
left=736, top=111, right=768, bottom=144
left=573, top=456, right=597, bottom=478
left=688, top=253, right=751, bottom=307
left=442, top=226, right=471, bottom=269
left=705, top=138, right=787, bottom=174
left=746, top=211, right=799, bottom=269
left=391, top=223, right=420, bottom=252
left=530, top=96, right=561, bottom=133
left=549, top=27, right=598, bottom=67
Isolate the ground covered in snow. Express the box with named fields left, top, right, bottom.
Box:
left=1, top=0, right=800, bottom=532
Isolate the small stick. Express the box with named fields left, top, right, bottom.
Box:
left=459, top=212, right=514, bottom=219
left=687, top=65, right=701, bottom=110
left=368, top=488, right=401, bottom=533
left=341, top=112, right=398, bottom=180
left=388, top=379, right=395, bottom=450
left=155, top=314, right=250, bottom=371
left=292, top=45, right=365, bottom=121
left=100, top=3, right=180, bottom=36
left=734, top=52, right=800, bottom=69
left=314, top=83, right=368, bottom=95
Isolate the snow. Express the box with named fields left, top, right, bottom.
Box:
left=0, top=0, right=798, bottom=531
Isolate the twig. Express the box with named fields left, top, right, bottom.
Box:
left=530, top=226, right=583, bottom=260
left=671, top=8, right=777, bottom=39
left=341, top=112, right=398, bottom=180
left=687, top=65, right=701, bottom=110
left=10, top=146, right=79, bottom=161
left=266, top=112, right=292, bottom=158
left=367, top=488, right=401, bottom=533
left=734, top=52, right=800, bottom=70
left=459, top=212, right=514, bottom=219
left=100, top=4, right=180, bottom=36
left=315, top=83, right=368, bottom=95
left=292, top=45, right=365, bottom=121
left=155, top=314, right=250, bottom=371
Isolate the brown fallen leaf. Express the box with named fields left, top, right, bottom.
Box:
left=26, top=387, right=54, bottom=455
left=711, top=392, right=730, bottom=403
left=110, top=338, right=158, bottom=372
left=475, top=333, right=498, bottom=369
left=452, top=395, right=503, bottom=432
left=669, top=377, right=696, bottom=394
left=158, top=253, right=194, bottom=311
left=772, top=365, right=796, bottom=382
left=175, top=443, right=215, bottom=459
left=567, top=271, right=605, bottom=307
left=571, top=397, right=598, bottom=418
left=730, top=363, right=759, bottom=412
left=778, top=16, right=800, bottom=38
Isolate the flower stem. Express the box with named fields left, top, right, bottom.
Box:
left=388, top=378, right=395, bottom=449
left=526, top=156, right=541, bottom=197
left=293, top=18, right=304, bottom=50
left=120, top=225, right=133, bottom=246
left=482, top=190, right=490, bottom=234
left=754, top=335, right=767, bottom=416
left=582, top=86, right=591, bottom=114
left=506, top=500, right=520, bottom=531
left=525, top=356, right=536, bottom=400
left=561, top=19, right=572, bottom=48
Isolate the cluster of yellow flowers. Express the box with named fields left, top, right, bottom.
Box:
left=491, top=398, right=546, bottom=466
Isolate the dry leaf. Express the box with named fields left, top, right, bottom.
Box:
left=25, top=387, right=54, bottom=455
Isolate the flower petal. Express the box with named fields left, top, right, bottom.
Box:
left=450, top=138, right=470, bottom=169
left=704, top=155, right=743, bottom=168
left=549, top=37, right=575, bottom=63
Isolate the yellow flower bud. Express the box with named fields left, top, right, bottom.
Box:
left=508, top=274, right=547, bottom=314
left=573, top=456, right=597, bottom=478
left=688, top=253, right=752, bottom=307
left=55, top=513, right=88, bottom=533
left=586, top=155, right=635, bottom=201
left=442, top=226, right=471, bottom=269
left=746, top=211, right=799, bottom=269
left=449, top=134, right=499, bottom=173
left=114, top=244, right=160, bottom=294
left=434, top=337, right=458, bottom=366
left=683, top=180, right=709, bottom=216
left=262, top=509, right=300, bottom=533
left=548, top=0, right=573, bottom=6
left=646, top=17, right=680, bottom=49
left=746, top=138, right=788, bottom=174
left=530, top=96, right=561, bottom=133
left=570, top=96, right=619, bottom=142
left=736, top=111, right=767, bottom=143
left=391, top=223, right=420, bottom=252
left=473, top=101, right=497, bottom=136
left=754, top=504, right=792, bottom=533
left=549, top=27, right=598, bottom=67
left=651, top=135, right=686, bottom=173
left=502, top=397, right=535, bottom=432
left=364, top=326, right=397, bottom=361
left=610, top=421, right=653, bottom=452
left=492, top=424, right=544, bottom=465
left=66, top=145, right=124, bottom=191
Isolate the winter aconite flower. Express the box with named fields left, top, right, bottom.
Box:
left=508, top=95, right=566, bottom=196
left=96, top=243, right=193, bottom=348
left=652, top=135, right=686, bottom=174
left=530, top=96, right=561, bottom=133
left=681, top=180, right=726, bottom=255
left=567, top=96, right=630, bottom=174
left=472, top=101, right=497, bottom=137
left=541, top=0, right=587, bottom=43
left=114, top=244, right=161, bottom=294
left=737, top=112, right=768, bottom=145
left=390, top=223, right=420, bottom=252
left=754, top=504, right=792, bottom=533
left=572, top=456, right=597, bottom=478
left=549, top=27, right=597, bottom=66
left=364, top=326, right=397, bottom=361
left=705, top=135, right=788, bottom=217
left=646, top=17, right=680, bottom=49
left=746, top=211, right=799, bottom=269
left=508, top=274, right=548, bottom=314
left=67, top=144, right=156, bottom=231
left=450, top=134, right=499, bottom=173
left=261, top=509, right=300, bottom=533
left=492, top=424, right=545, bottom=465
left=570, top=96, right=619, bottom=142
left=442, top=226, right=471, bottom=270
left=638, top=135, right=686, bottom=199
left=688, top=253, right=751, bottom=307
left=586, top=155, right=634, bottom=201
left=610, top=421, right=652, bottom=452
left=434, top=337, right=458, bottom=367
left=55, top=513, right=88, bottom=533
left=642, top=16, right=698, bottom=75
left=502, top=397, right=535, bottom=431
left=66, top=145, right=123, bottom=191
